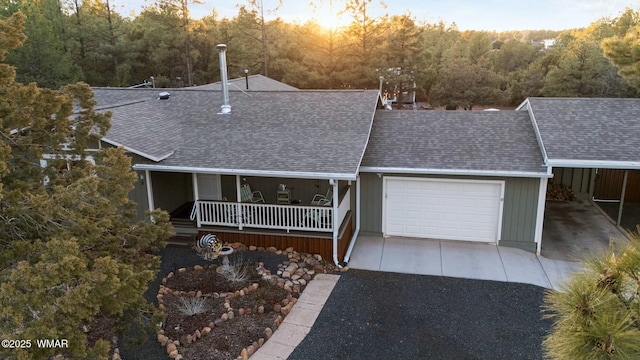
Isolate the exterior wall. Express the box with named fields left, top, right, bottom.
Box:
left=110, top=151, right=150, bottom=222
left=360, top=173, right=384, bottom=235
left=220, top=176, right=339, bottom=204
left=593, top=169, right=640, bottom=202
left=359, top=172, right=540, bottom=252
left=552, top=167, right=593, bottom=199
left=221, top=175, right=237, bottom=201
left=130, top=170, right=149, bottom=221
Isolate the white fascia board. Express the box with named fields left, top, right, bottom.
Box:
left=514, top=98, right=530, bottom=111
left=520, top=99, right=549, bottom=165
left=131, top=163, right=358, bottom=181
left=359, top=166, right=551, bottom=178
left=100, top=137, right=173, bottom=162
left=355, top=100, right=379, bottom=175
left=547, top=159, right=640, bottom=169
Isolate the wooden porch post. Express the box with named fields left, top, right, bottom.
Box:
left=192, top=173, right=201, bottom=228
left=236, top=175, right=243, bottom=230
left=617, top=170, right=628, bottom=227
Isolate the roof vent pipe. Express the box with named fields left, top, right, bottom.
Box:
left=217, top=44, right=231, bottom=114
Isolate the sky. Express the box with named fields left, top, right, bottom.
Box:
left=114, top=0, right=638, bottom=32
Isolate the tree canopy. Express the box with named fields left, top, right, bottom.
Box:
left=0, top=11, right=173, bottom=359
left=543, top=232, right=640, bottom=359
left=3, top=1, right=640, bottom=107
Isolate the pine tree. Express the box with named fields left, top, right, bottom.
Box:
left=0, top=11, right=174, bottom=359
left=543, top=232, right=640, bottom=359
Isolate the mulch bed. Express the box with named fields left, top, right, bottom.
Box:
left=150, top=244, right=335, bottom=360
left=120, top=247, right=294, bottom=360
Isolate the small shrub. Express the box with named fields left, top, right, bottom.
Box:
left=220, top=256, right=255, bottom=284
left=177, top=296, right=207, bottom=316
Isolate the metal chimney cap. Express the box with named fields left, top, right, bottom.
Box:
left=216, top=44, right=227, bottom=51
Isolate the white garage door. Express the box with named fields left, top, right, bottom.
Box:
left=384, top=178, right=504, bottom=242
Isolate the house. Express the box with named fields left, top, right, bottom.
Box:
left=92, top=85, right=379, bottom=266
left=89, top=51, right=640, bottom=267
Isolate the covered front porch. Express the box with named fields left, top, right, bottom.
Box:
left=137, top=170, right=358, bottom=261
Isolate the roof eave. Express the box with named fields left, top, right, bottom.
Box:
left=518, top=98, right=550, bottom=166
left=359, top=166, right=551, bottom=178
left=547, top=159, right=640, bottom=169
left=131, top=163, right=358, bottom=181
left=355, top=94, right=383, bottom=175
left=101, top=137, right=173, bottom=162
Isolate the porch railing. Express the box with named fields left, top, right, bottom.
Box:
left=190, top=200, right=335, bottom=232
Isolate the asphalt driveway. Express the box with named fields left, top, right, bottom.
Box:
left=289, top=270, right=551, bottom=360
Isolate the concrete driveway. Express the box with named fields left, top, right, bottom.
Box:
left=346, top=235, right=582, bottom=290
left=541, top=199, right=629, bottom=261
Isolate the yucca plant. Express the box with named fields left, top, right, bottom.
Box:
left=177, top=296, right=207, bottom=316
left=220, top=256, right=253, bottom=284
left=543, top=230, right=640, bottom=359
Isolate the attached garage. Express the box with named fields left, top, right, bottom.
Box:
left=359, top=109, right=549, bottom=253
left=383, top=177, right=504, bottom=242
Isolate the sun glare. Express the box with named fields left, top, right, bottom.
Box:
left=310, top=9, right=351, bottom=31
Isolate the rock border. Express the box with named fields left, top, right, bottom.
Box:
left=155, top=242, right=346, bottom=360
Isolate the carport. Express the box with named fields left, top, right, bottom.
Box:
left=592, top=169, right=640, bottom=231
left=518, top=98, right=640, bottom=259
left=541, top=198, right=628, bottom=261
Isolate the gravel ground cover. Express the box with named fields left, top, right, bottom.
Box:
left=289, top=269, right=551, bottom=360
left=119, top=247, right=288, bottom=360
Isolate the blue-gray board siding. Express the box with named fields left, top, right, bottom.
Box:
left=125, top=153, right=150, bottom=221
left=130, top=170, right=149, bottom=221
left=552, top=168, right=592, bottom=197
left=359, top=173, right=540, bottom=252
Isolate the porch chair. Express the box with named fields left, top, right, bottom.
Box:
left=311, top=188, right=333, bottom=206
left=304, top=199, right=332, bottom=228
left=240, top=183, right=265, bottom=203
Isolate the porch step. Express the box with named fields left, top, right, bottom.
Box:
left=166, top=234, right=195, bottom=248
left=170, top=218, right=196, bottom=228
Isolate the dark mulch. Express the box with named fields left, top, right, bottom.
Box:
left=119, top=247, right=288, bottom=360
left=289, top=270, right=552, bottom=360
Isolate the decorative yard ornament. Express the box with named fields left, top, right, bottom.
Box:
left=194, top=233, right=235, bottom=272
left=195, top=233, right=223, bottom=260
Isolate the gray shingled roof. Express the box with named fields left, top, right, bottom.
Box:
left=361, top=110, right=547, bottom=175
left=191, top=74, right=299, bottom=91
left=527, top=98, right=640, bottom=165
left=92, top=88, right=379, bottom=178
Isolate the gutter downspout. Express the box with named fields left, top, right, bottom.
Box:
left=343, top=174, right=360, bottom=265
left=145, top=169, right=155, bottom=222
left=330, top=179, right=342, bottom=268
left=534, top=168, right=551, bottom=256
